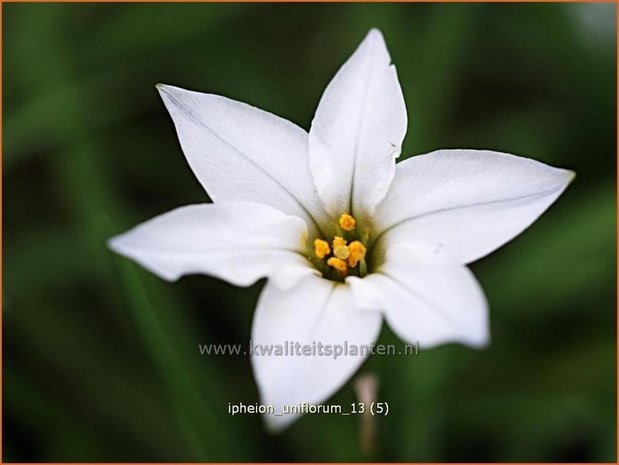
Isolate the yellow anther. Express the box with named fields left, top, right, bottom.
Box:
left=334, top=245, right=350, bottom=260
left=327, top=257, right=348, bottom=274
left=347, top=241, right=367, bottom=268
left=314, top=239, right=330, bottom=259
left=338, top=213, right=356, bottom=231
left=332, top=236, right=347, bottom=249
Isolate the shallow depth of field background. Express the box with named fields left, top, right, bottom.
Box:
left=4, top=3, right=617, bottom=462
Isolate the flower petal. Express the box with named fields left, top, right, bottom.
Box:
left=157, top=84, right=329, bottom=236
left=348, top=244, right=488, bottom=348
left=251, top=275, right=382, bottom=431
left=108, top=202, right=316, bottom=289
left=375, top=150, right=574, bottom=264
left=308, top=29, right=407, bottom=218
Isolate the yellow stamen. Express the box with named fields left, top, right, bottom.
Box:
left=332, top=236, right=347, bottom=248
left=327, top=257, right=348, bottom=274
left=314, top=239, right=330, bottom=259
left=338, top=213, right=356, bottom=231
left=334, top=245, right=350, bottom=260
left=347, top=240, right=367, bottom=267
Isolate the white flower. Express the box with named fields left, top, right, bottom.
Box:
left=109, top=29, right=574, bottom=431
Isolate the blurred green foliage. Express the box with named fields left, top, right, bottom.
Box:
left=4, top=3, right=616, bottom=462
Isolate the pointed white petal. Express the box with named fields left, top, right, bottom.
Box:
left=375, top=150, right=574, bottom=264
left=309, top=29, right=407, bottom=218
left=348, top=244, right=489, bottom=348
left=157, top=84, right=329, bottom=236
left=251, top=275, right=382, bottom=431
left=108, top=202, right=316, bottom=289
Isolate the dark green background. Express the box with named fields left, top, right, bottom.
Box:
left=4, top=2, right=617, bottom=462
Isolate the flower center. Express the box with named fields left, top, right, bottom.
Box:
left=310, top=213, right=368, bottom=281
